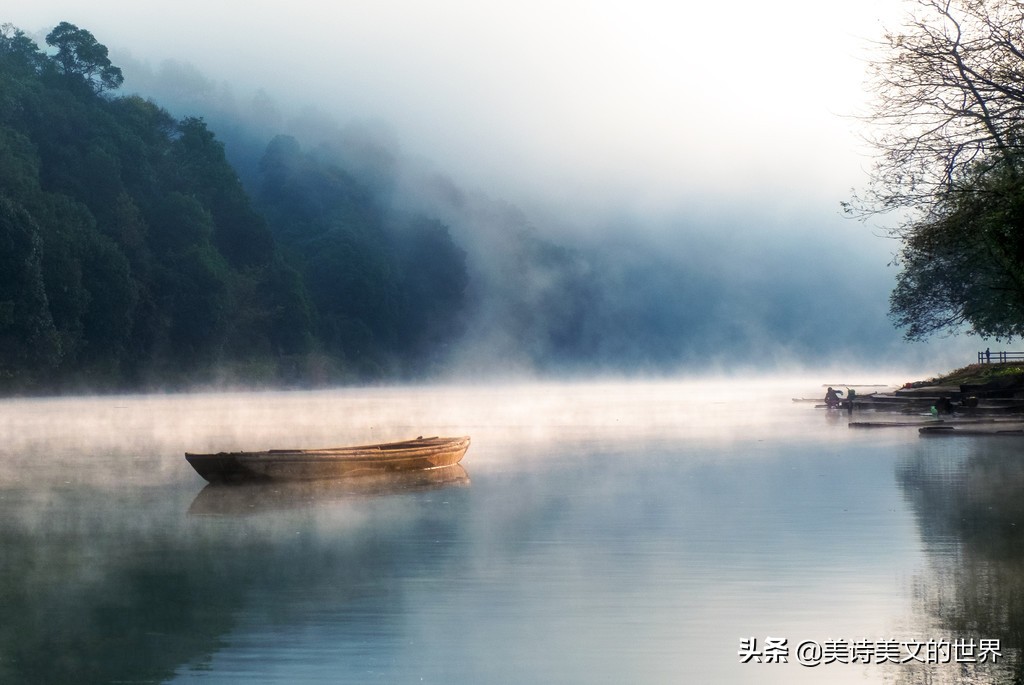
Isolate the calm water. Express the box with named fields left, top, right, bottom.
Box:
left=0, top=379, right=1020, bottom=684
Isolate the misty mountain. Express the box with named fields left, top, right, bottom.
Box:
left=1, top=21, right=936, bottom=392
left=0, top=23, right=471, bottom=390
left=115, top=51, right=902, bottom=376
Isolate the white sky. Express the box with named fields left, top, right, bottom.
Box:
left=6, top=0, right=902, bottom=217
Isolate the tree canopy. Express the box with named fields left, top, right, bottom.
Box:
left=0, top=22, right=470, bottom=390
left=3, top=19, right=752, bottom=387
left=853, top=0, right=1024, bottom=340
left=253, top=134, right=468, bottom=373
left=45, top=22, right=124, bottom=93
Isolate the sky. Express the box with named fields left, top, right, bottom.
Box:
left=3, top=0, right=984, bottom=373
left=5, top=0, right=898, bottom=213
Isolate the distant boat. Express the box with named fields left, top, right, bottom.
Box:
left=186, top=436, right=471, bottom=484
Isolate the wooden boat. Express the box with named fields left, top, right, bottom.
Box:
left=186, top=436, right=470, bottom=483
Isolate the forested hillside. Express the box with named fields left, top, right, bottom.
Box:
left=1, top=20, right=899, bottom=390
left=0, top=22, right=469, bottom=390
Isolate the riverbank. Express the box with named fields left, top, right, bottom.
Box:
left=837, top=362, right=1024, bottom=416
left=913, top=362, right=1024, bottom=388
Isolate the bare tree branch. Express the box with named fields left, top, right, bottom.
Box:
left=852, top=0, right=1024, bottom=340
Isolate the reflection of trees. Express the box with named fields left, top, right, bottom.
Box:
left=0, top=477, right=468, bottom=684
left=896, top=439, right=1024, bottom=684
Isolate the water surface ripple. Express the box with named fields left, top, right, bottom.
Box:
left=0, top=379, right=1018, bottom=684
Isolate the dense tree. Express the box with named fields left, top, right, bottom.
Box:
left=168, top=117, right=275, bottom=268
left=0, top=21, right=475, bottom=388
left=77, top=231, right=137, bottom=368
left=391, top=217, right=468, bottom=362
left=254, top=135, right=468, bottom=373
left=852, top=0, right=1024, bottom=339
left=0, top=23, right=45, bottom=75
left=0, top=198, right=61, bottom=379
left=45, top=22, right=123, bottom=94
left=889, top=161, right=1024, bottom=338
left=0, top=23, right=320, bottom=388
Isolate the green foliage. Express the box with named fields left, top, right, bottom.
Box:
left=0, top=198, right=61, bottom=379
left=890, top=160, right=1024, bottom=340
left=857, top=0, right=1024, bottom=340
left=927, top=363, right=1024, bottom=386
left=45, top=22, right=123, bottom=94
left=0, top=126, right=40, bottom=197
left=0, top=21, right=472, bottom=389
left=169, top=117, right=274, bottom=268
left=391, top=217, right=468, bottom=361
left=254, top=135, right=468, bottom=374
left=0, top=23, right=45, bottom=76
left=78, top=231, right=137, bottom=367
left=32, top=195, right=94, bottom=363
left=0, top=22, right=314, bottom=388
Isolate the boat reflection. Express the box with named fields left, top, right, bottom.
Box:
left=188, top=464, right=470, bottom=516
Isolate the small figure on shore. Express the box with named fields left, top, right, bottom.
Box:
left=824, top=387, right=843, bottom=409
left=986, top=347, right=991, bottom=363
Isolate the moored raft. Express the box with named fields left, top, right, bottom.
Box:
left=849, top=420, right=945, bottom=428
left=186, top=435, right=471, bottom=483
left=919, top=424, right=1024, bottom=437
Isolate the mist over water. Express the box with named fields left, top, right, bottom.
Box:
left=0, top=378, right=809, bottom=486
left=0, top=378, right=1018, bottom=684
left=0, top=3, right=1011, bottom=681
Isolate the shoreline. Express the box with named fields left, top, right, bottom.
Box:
left=910, top=362, right=1024, bottom=389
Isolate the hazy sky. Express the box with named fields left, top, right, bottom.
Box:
left=8, top=0, right=898, bottom=213
left=5, top=0, right=982, bottom=370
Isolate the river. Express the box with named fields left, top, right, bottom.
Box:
left=0, top=378, right=1019, bottom=684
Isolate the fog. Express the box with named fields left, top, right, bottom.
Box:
left=6, top=0, right=893, bottom=210
left=0, top=376, right=898, bottom=490
left=2, top=380, right=969, bottom=684
left=5, top=0, right=983, bottom=375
